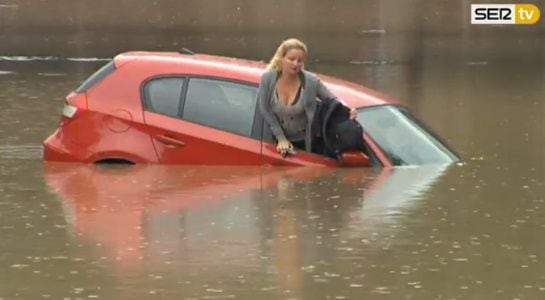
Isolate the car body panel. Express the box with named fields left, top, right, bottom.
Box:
left=144, top=111, right=263, bottom=165
left=44, top=110, right=159, bottom=163
left=260, top=143, right=338, bottom=167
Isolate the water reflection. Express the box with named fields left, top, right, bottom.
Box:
left=44, top=163, right=448, bottom=298
left=362, top=165, right=449, bottom=218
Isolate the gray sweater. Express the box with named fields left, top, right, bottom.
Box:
left=257, top=70, right=339, bottom=152
left=270, top=86, right=307, bottom=141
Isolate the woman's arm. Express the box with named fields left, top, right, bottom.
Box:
left=257, top=73, right=288, bottom=142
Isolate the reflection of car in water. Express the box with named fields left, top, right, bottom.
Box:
left=44, top=163, right=450, bottom=276
left=42, top=51, right=459, bottom=167
left=44, top=164, right=334, bottom=272
left=357, top=164, right=449, bottom=219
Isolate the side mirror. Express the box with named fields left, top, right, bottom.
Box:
left=338, top=151, right=371, bottom=167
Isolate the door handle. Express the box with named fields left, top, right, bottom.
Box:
left=156, top=134, right=186, bottom=147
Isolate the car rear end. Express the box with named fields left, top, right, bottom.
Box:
left=43, top=61, right=117, bottom=162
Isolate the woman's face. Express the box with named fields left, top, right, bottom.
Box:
left=281, top=48, right=305, bottom=75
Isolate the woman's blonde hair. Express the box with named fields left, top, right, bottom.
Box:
left=266, top=38, right=308, bottom=72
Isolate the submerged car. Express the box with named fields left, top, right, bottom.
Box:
left=43, top=51, right=459, bottom=167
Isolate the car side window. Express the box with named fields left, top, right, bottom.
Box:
left=143, top=77, right=185, bottom=117
left=182, top=78, right=257, bottom=137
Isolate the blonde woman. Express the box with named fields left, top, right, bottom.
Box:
left=257, top=38, right=356, bottom=156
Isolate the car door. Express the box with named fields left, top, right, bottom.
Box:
left=259, top=123, right=338, bottom=167
left=143, top=76, right=263, bottom=165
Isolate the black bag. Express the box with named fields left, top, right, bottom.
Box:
left=329, top=119, right=365, bottom=153
left=319, top=100, right=366, bottom=159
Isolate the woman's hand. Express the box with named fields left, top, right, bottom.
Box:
left=349, top=108, right=357, bottom=120
left=277, top=140, right=295, bottom=156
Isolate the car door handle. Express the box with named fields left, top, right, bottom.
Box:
left=156, top=134, right=186, bottom=147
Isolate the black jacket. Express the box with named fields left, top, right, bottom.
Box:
left=314, top=99, right=366, bottom=159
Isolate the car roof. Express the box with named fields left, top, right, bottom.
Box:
left=114, top=51, right=397, bottom=108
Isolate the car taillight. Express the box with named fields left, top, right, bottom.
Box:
left=62, top=103, right=78, bottom=118
left=60, top=92, right=87, bottom=125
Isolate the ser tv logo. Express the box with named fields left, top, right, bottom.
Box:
left=471, top=4, right=540, bottom=24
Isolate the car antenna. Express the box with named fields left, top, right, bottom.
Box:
left=180, top=48, right=195, bottom=55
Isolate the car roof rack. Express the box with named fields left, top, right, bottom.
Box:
left=180, top=48, right=195, bottom=55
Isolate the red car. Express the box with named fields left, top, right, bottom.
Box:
left=43, top=51, right=459, bottom=167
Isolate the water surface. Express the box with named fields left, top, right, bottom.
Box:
left=1, top=4, right=545, bottom=298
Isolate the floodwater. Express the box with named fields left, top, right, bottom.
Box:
left=2, top=2, right=545, bottom=299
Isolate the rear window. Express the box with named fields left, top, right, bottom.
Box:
left=76, top=61, right=116, bottom=93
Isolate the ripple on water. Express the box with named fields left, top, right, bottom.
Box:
left=0, top=56, right=111, bottom=62
left=0, top=145, right=43, bottom=160
left=66, top=57, right=111, bottom=62
left=37, top=73, right=67, bottom=77
left=371, top=286, right=392, bottom=294
left=0, top=56, right=58, bottom=61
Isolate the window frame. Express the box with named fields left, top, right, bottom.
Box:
left=180, top=75, right=261, bottom=139
left=141, top=74, right=188, bottom=118
left=141, top=74, right=262, bottom=140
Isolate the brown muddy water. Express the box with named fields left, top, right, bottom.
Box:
left=2, top=2, right=545, bottom=299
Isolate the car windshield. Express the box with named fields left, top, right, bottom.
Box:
left=356, top=105, right=459, bottom=166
